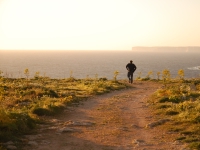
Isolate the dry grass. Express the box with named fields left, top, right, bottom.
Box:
left=148, top=78, right=200, bottom=149
left=0, top=76, right=127, bottom=144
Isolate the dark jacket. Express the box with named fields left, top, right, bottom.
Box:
left=126, top=63, right=137, bottom=73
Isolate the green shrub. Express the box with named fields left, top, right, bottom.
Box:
left=181, top=131, right=194, bottom=135
left=190, top=92, right=200, bottom=98
left=99, top=78, right=107, bottom=81
left=157, top=104, right=171, bottom=109
left=176, top=136, right=186, bottom=140
left=32, top=107, right=52, bottom=116
left=158, top=96, right=181, bottom=103
left=168, top=96, right=182, bottom=103
left=158, top=97, right=169, bottom=103
left=0, top=111, right=36, bottom=141
left=193, top=116, right=200, bottom=123
left=184, top=137, right=199, bottom=143
left=9, top=112, right=36, bottom=131
left=45, top=89, right=59, bottom=98
left=189, top=142, right=200, bottom=149
left=165, top=110, right=179, bottom=115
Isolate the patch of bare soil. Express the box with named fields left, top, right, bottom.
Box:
left=22, top=81, right=188, bottom=150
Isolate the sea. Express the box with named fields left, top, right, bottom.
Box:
left=0, top=50, right=200, bottom=80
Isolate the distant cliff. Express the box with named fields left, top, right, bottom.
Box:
left=132, top=46, right=200, bottom=52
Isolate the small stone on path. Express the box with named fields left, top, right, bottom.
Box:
left=28, top=141, right=38, bottom=147
left=7, top=145, right=17, bottom=150
left=57, top=127, right=80, bottom=133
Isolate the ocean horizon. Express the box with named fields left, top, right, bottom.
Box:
left=0, top=50, right=200, bottom=80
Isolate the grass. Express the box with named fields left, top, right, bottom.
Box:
left=0, top=75, right=128, bottom=146
left=1, top=68, right=200, bottom=149
left=147, top=77, right=200, bottom=149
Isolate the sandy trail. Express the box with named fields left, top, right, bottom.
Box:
left=22, top=81, right=187, bottom=150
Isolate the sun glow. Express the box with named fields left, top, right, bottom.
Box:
left=0, top=0, right=200, bottom=50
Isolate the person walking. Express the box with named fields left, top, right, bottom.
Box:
left=126, top=60, right=137, bottom=83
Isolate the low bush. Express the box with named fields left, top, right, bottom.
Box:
left=148, top=78, right=200, bottom=148
left=0, top=110, right=36, bottom=141
left=189, top=142, right=200, bottom=149
left=165, top=110, right=179, bottom=115
left=0, top=76, right=127, bottom=143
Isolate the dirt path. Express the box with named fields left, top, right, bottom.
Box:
left=22, top=81, right=188, bottom=150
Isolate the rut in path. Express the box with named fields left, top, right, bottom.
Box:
left=22, top=81, right=187, bottom=150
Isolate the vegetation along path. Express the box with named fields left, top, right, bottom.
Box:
left=22, top=81, right=188, bottom=150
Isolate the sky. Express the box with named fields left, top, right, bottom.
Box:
left=0, top=0, right=200, bottom=50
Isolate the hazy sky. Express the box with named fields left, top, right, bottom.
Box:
left=0, top=0, right=200, bottom=50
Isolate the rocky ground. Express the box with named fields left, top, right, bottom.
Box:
left=6, top=81, right=189, bottom=150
